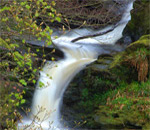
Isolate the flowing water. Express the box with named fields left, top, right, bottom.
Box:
left=18, top=1, right=134, bottom=129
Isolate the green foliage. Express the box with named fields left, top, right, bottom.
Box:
left=76, top=69, right=150, bottom=128
left=127, top=34, right=150, bottom=50
left=0, top=80, right=24, bottom=129
left=0, top=0, right=61, bottom=46
left=81, top=88, right=89, bottom=99
left=0, top=0, right=61, bottom=129
left=71, top=36, right=150, bottom=128
left=39, top=81, right=45, bottom=88
left=95, top=80, right=150, bottom=129
left=110, top=35, right=150, bottom=82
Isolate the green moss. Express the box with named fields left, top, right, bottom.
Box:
left=96, top=106, right=143, bottom=126
left=127, top=34, right=150, bottom=50
left=111, top=34, right=150, bottom=67
left=72, top=48, right=150, bottom=128
left=95, top=80, right=150, bottom=129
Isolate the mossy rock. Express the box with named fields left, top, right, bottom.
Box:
left=94, top=80, right=150, bottom=129
left=126, top=34, right=150, bottom=51
left=95, top=104, right=150, bottom=129
left=110, top=34, right=150, bottom=70
left=95, top=105, right=149, bottom=129
left=127, top=0, right=150, bottom=40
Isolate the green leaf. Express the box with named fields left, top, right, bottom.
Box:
left=35, top=12, right=39, bottom=17
left=45, top=6, right=51, bottom=9
left=39, top=81, right=45, bottom=88
left=16, top=102, right=19, bottom=106
left=14, top=51, right=24, bottom=59
left=43, top=2, right=47, bottom=6
left=21, top=99, right=26, bottom=104
left=14, top=93, right=19, bottom=99
left=2, top=18, right=8, bottom=22
left=36, top=48, right=39, bottom=52
left=17, top=61, right=22, bottom=66
left=51, top=57, right=55, bottom=61
left=0, top=7, right=11, bottom=13
left=26, top=61, right=32, bottom=67
left=32, top=80, right=36, bottom=84
left=51, top=1, right=56, bottom=6
left=0, top=38, right=10, bottom=49
left=55, top=17, right=61, bottom=22
left=38, top=37, right=41, bottom=41
left=22, top=39, right=26, bottom=43
left=47, top=41, right=52, bottom=45
left=25, top=5, right=31, bottom=9
left=10, top=43, right=19, bottom=48
left=20, top=2, right=27, bottom=6
left=33, top=69, right=37, bottom=73
left=51, top=8, right=55, bottom=12
left=19, top=79, right=27, bottom=86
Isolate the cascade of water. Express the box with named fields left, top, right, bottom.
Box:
left=18, top=1, right=134, bottom=129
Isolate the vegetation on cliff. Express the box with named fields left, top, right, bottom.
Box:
left=64, top=34, right=150, bottom=129
left=0, top=0, right=149, bottom=129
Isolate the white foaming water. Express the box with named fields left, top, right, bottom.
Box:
left=18, top=1, right=134, bottom=130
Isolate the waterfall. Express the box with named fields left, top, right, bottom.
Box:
left=18, top=1, right=134, bottom=129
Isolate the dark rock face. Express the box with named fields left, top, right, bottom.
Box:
left=126, top=0, right=150, bottom=41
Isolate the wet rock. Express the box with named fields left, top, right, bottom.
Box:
left=123, top=35, right=132, bottom=46
left=126, top=0, right=150, bottom=41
